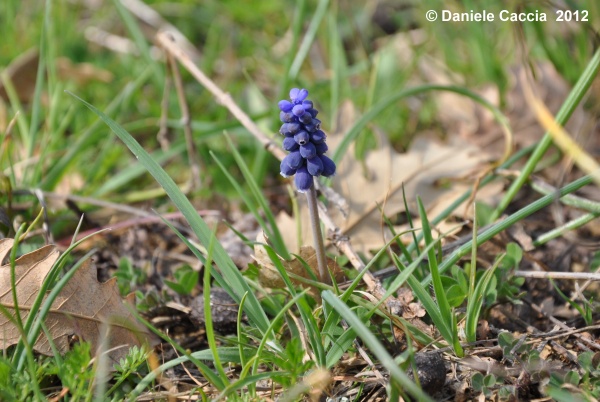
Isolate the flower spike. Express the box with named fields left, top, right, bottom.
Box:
left=278, top=88, right=336, bottom=192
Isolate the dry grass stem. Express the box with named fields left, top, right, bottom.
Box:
left=167, top=52, right=202, bottom=190
left=514, top=270, right=600, bottom=281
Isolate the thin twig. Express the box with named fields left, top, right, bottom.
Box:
left=120, top=0, right=201, bottom=61
left=167, top=52, right=202, bottom=190
left=527, top=301, right=600, bottom=352
left=23, top=190, right=157, bottom=217
left=533, top=212, right=600, bottom=247
left=84, top=26, right=163, bottom=59
left=534, top=324, right=600, bottom=343
left=531, top=178, right=600, bottom=213
left=53, top=210, right=219, bottom=249
left=17, top=189, right=219, bottom=220
left=514, top=270, right=600, bottom=281
left=157, top=59, right=172, bottom=150
left=156, top=31, right=286, bottom=161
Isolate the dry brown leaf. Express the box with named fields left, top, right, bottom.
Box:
left=381, top=31, right=494, bottom=139
left=0, top=49, right=113, bottom=104
left=254, top=232, right=344, bottom=297
left=277, top=101, right=488, bottom=254
left=385, top=32, right=593, bottom=169
left=0, top=49, right=39, bottom=103
left=332, top=129, right=486, bottom=253
left=0, top=238, right=148, bottom=363
left=414, top=40, right=590, bottom=163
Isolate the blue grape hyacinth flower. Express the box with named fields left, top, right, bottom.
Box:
left=278, top=88, right=336, bottom=192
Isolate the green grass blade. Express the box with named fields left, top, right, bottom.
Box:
left=428, top=144, right=534, bottom=228
left=321, top=230, right=429, bottom=363
left=15, top=228, right=110, bottom=370
left=465, top=257, right=501, bottom=343
left=203, top=233, right=230, bottom=384
left=237, top=291, right=249, bottom=373
left=67, top=91, right=272, bottom=336
left=220, top=134, right=289, bottom=258
left=468, top=205, right=478, bottom=299
left=491, top=48, right=600, bottom=221
left=416, top=197, right=460, bottom=356
left=261, top=245, right=325, bottom=366
left=26, top=0, right=50, bottom=161
left=129, top=309, right=226, bottom=391
left=321, top=233, right=408, bottom=349
left=4, top=229, right=46, bottom=400
left=376, top=236, right=445, bottom=309
left=93, top=142, right=186, bottom=196
left=380, top=202, right=414, bottom=265
left=402, top=184, right=421, bottom=257
left=322, top=291, right=434, bottom=402
left=156, top=211, right=265, bottom=336
left=251, top=289, right=310, bottom=377
left=331, top=84, right=511, bottom=164
left=26, top=250, right=96, bottom=351
left=401, top=144, right=536, bottom=263
left=404, top=270, right=450, bottom=343
left=422, top=174, right=593, bottom=284
left=128, top=347, right=252, bottom=400
left=211, top=151, right=270, bottom=228
left=214, top=372, right=290, bottom=401
left=552, top=279, right=590, bottom=325
left=289, top=0, right=330, bottom=80
left=325, top=326, right=355, bottom=368
left=43, top=69, right=152, bottom=189
left=327, top=4, right=342, bottom=129
left=326, top=293, right=434, bottom=368
left=1, top=71, right=30, bottom=156
left=277, top=0, right=306, bottom=102
left=113, top=0, right=163, bottom=86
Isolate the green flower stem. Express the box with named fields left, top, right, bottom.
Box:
left=490, top=48, right=600, bottom=221
left=533, top=212, right=600, bottom=247
left=430, top=145, right=535, bottom=228
left=531, top=179, right=600, bottom=213
left=529, top=178, right=600, bottom=246
left=421, top=174, right=593, bottom=286
left=306, top=183, right=331, bottom=285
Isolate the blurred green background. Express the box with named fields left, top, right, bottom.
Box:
left=1, top=0, right=598, bottom=238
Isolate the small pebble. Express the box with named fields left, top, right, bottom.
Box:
left=189, top=287, right=242, bottom=334
left=405, top=351, right=446, bottom=396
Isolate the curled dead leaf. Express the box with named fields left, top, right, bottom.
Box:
left=397, top=287, right=414, bottom=305
left=404, top=302, right=426, bottom=320
left=0, top=238, right=149, bottom=363
left=253, top=232, right=344, bottom=297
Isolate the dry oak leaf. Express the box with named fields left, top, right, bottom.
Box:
left=253, top=232, right=344, bottom=297
left=0, top=238, right=148, bottom=363
left=330, top=124, right=488, bottom=253
left=277, top=100, right=489, bottom=255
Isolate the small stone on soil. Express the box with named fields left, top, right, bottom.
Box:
left=405, top=351, right=446, bottom=396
